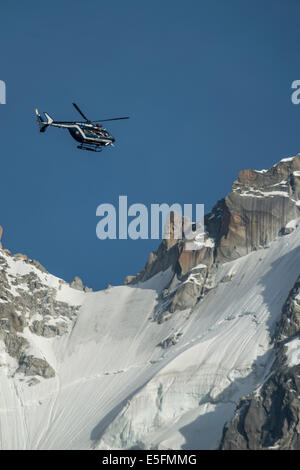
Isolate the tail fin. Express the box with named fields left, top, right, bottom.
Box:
left=35, top=108, right=51, bottom=133
left=44, top=112, right=54, bottom=124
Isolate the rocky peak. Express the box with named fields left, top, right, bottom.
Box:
left=69, top=276, right=93, bottom=292
left=125, top=154, right=300, bottom=314
left=208, top=154, right=300, bottom=262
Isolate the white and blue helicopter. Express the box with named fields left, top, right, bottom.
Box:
left=35, top=102, right=129, bottom=152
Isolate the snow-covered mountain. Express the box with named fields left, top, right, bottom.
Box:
left=1, top=155, right=300, bottom=450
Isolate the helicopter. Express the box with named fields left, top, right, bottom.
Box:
left=35, top=103, right=129, bottom=152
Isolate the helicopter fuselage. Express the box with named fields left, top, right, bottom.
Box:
left=52, top=122, right=115, bottom=147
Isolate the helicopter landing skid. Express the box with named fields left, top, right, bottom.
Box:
left=77, top=144, right=103, bottom=153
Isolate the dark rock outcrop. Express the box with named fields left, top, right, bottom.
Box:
left=220, top=274, right=300, bottom=450
left=17, top=355, right=55, bottom=379
left=220, top=365, right=300, bottom=450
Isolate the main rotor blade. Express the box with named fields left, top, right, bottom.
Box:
left=91, top=117, right=130, bottom=123
left=54, top=120, right=86, bottom=124
left=72, top=102, right=90, bottom=122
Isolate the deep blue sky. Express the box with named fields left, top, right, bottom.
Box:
left=1, top=0, right=300, bottom=289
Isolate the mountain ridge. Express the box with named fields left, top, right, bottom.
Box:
left=0, top=154, right=300, bottom=449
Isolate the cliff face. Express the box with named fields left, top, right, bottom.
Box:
left=213, top=156, right=300, bottom=261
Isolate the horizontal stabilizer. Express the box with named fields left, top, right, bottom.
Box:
left=44, top=112, right=54, bottom=124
